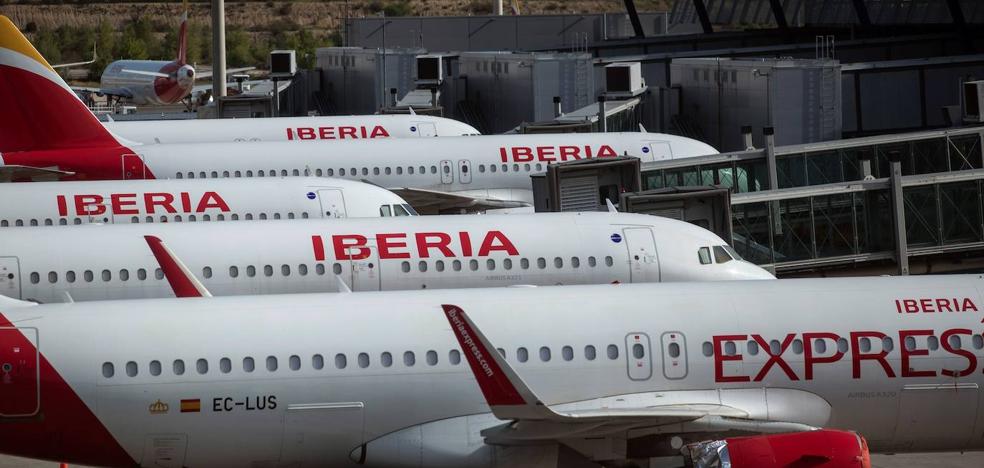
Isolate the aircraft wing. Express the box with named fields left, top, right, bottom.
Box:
left=440, top=304, right=826, bottom=448
left=196, top=66, right=255, bottom=79
left=0, top=165, right=75, bottom=182
left=391, top=187, right=529, bottom=214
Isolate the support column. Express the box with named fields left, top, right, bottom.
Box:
left=211, top=0, right=227, bottom=100
left=622, top=0, right=646, bottom=38
left=553, top=96, right=562, bottom=117
left=693, top=0, right=713, bottom=34
left=889, top=151, right=909, bottom=275
left=858, top=149, right=873, bottom=179
left=598, top=95, right=607, bottom=133
left=765, top=127, right=781, bottom=235
left=768, top=0, right=788, bottom=30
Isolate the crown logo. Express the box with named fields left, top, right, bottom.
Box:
left=149, top=400, right=170, bottom=415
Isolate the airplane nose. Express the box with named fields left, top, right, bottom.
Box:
left=740, top=261, right=776, bottom=280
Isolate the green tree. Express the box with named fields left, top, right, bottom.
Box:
left=225, top=27, right=253, bottom=67
left=34, top=29, right=62, bottom=64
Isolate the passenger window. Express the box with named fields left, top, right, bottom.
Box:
left=927, top=336, right=939, bottom=351
left=479, top=165, right=486, bottom=173
left=669, top=343, right=681, bottom=358
left=48, top=271, right=57, bottom=284
left=259, top=213, right=267, bottom=220
left=84, top=270, right=94, bottom=282
left=232, top=214, right=240, bottom=221
left=30, top=272, right=39, bottom=284
left=102, top=362, right=114, bottom=378
left=419, top=261, right=428, bottom=272
left=235, top=171, right=242, bottom=177
left=524, top=163, right=531, bottom=171
left=173, top=360, right=185, bottom=375
left=837, top=338, right=849, bottom=353
left=486, top=259, right=495, bottom=270
left=588, top=256, right=597, bottom=267
left=449, top=349, right=462, bottom=365
left=273, top=213, right=281, bottom=220
left=335, top=354, right=347, bottom=369
left=264, top=265, right=273, bottom=277
left=632, top=344, right=644, bottom=359
left=126, top=361, right=138, bottom=377
left=452, top=260, right=462, bottom=271
left=702, top=342, right=713, bottom=356
left=312, top=354, right=324, bottom=370
left=607, top=344, right=619, bottom=359
left=426, top=350, right=438, bottom=366
left=490, top=165, right=497, bottom=173
left=436, top=260, right=445, bottom=272
left=814, top=339, right=827, bottom=353
left=724, top=342, right=737, bottom=356
left=381, top=352, right=393, bottom=367
left=418, top=166, right=425, bottom=174
left=469, top=259, right=478, bottom=271
left=404, top=351, right=416, bottom=367
left=408, top=166, right=415, bottom=175
left=316, top=169, right=323, bottom=176
left=150, top=360, right=162, bottom=376
left=229, top=266, right=239, bottom=278
left=243, top=357, right=255, bottom=372
left=120, top=269, right=130, bottom=281
left=316, top=264, right=326, bottom=275
left=385, top=167, right=392, bottom=175
left=974, top=335, right=984, bottom=350
left=562, top=346, right=573, bottom=361
left=859, top=337, right=871, bottom=353
left=536, top=163, right=543, bottom=171
left=554, top=257, right=563, bottom=268
left=747, top=341, right=759, bottom=355
left=537, top=258, right=546, bottom=269
left=713, top=246, right=733, bottom=264
left=66, top=271, right=76, bottom=283
left=102, top=270, right=111, bottom=282
left=503, top=258, right=512, bottom=270
left=155, top=268, right=164, bottom=280
left=521, top=258, right=530, bottom=269
left=539, top=347, right=551, bottom=362
left=203, top=267, right=212, bottom=279
left=584, top=345, right=596, bottom=360
left=373, top=168, right=380, bottom=175
left=396, top=167, right=403, bottom=175
left=358, top=353, right=370, bottom=368
left=327, top=169, right=334, bottom=176
left=266, top=356, right=278, bottom=372
left=881, top=337, right=892, bottom=352
left=517, top=348, right=529, bottom=362
left=333, top=264, right=342, bottom=275
left=196, top=359, right=208, bottom=375
left=211, top=171, right=218, bottom=178
left=571, top=257, right=580, bottom=268
left=298, top=264, right=308, bottom=276
left=282, top=265, right=291, bottom=276
left=605, top=256, right=614, bottom=267
left=698, top=247, right=712, bottom=265
left=220, top=358, right=231, bottom=374
left=289, top=355, right=301, bottom=371
left=247, top=265, right=256, bottom=277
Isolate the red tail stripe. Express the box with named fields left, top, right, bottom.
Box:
left=144, top=235, right=203, bottom=298
left=441, top=304, right=525, bottom=406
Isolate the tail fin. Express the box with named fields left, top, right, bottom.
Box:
left=0, top=16, right=119, bottom=153
left=176, top=9, right=188, bottom=65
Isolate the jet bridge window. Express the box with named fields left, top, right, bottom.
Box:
left=698, top=247, right=712, bottom=265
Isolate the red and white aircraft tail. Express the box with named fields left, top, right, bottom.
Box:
left=176, top=11, right=188, bottom=66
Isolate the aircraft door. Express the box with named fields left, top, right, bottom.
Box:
left=414, top=122, right=437, bottom=137
left=458, top=159, right=472, bottom=184
left=622, top=227, right=660, bottom=283
left=0, top=257, right=21, bottom=300
left=0, top=327, right=40, bottom=417
left=643, top=141, right=673, bottom=163
left=894, top=383, right=978, bottom=451
left=660, top=332, right=688, bottom=379
left=440, top=160, right=454, bottom=184
left=349, top=240, right=380, bottom=291
left=625, top=333, right=653, bottom=381
left=281, top=402, right=366, bottom=466
left=317, top=189, right=347, bottom=219
left=122, top=153, right=147, bottom=180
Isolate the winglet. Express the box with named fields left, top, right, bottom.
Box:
left=440, top=304, right=555, bottom=420
left=144, top=235, right=212, bottom=298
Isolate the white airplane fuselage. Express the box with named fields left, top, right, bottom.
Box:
left=0, top=177, right=412, bottom=227
left=0, top=212, right=771, bottom=303
left=103, top=115, right=481, bottom=145
left=0, top=276, right=981, bottom=467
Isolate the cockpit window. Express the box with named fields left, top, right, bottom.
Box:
left=403, top=204, right=419, bottom=215
left=394, top=204, right=414, bottom=216
left=379, top=205, right=392, bottom=217
left=723, top=245, right=743, bottom=261
left=713, top=246, right=733, bottom=264
left=698, top=247, right=712, bottom=265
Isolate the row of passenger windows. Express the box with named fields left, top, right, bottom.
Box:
left=31, top=255, right=619, bottom=285
left=101, top=343, right=624, bottom=378
left=705, top=332, right=984, bottom=357
left=399, top=256, right=615, bottom=273
left=0, top=212, right=310, bottom=227
left=173, top=163, right=546, bottom=180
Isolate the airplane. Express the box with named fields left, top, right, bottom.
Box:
left=0, top=211, right=773, bottom=303
left=0, top=16, right=718, bottom=213
left=101, top=114, right=481, bottom=145
left=0, top=274, right=975, bottom=467
left=0, top=177, right=414, bottom=227
left=80, top=12, right=252, bottom=106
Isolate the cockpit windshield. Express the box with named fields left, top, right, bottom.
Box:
left=380, top=204, right=419, bottom=217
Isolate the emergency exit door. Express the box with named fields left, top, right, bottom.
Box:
left=349, top=240, right=380, bottom=291
left=660, top=332, right=688, bottom=379
left=458, top=160, right=472, bottom=184
left=440, top=160, right=454, bottom=184
left=623, top=228, right=660, bottom=283
left=318, top=189, right=347, bottom=218
left=0, top=257, right=20, bottom=300
left=0, top=327, right=40, bottom=417
left=625, top=333, right=653, bottom=381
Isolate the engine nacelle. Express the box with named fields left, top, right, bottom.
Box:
left=685, top=429, right=871, bottom=468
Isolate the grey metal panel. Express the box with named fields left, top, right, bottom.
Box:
left=559, top=176, right=600, bottom=212
left=924, top=65, right=984, bottom=127
left=859, top=70, right=921, bottom=132
left=468, top=18, right=519, bottom=51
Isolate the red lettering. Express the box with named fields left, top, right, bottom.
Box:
left=936, top=298, right=953, bottom=313
left=360, top=126, right=368, bottom=138
left=941, top=328, right=976, bottom=377
left=499, top=147, right=508, bottom=163
left=512, top=147, right=534, bottom=163
left=964, top=298, right=979, bottom=312
left=370, top=125, right=389, bottom=138
left=57, top=195, right=67, bottom=216
left=597, top=144, right=618, bottom=158
left=312, top=236, right=326, bottom=261
left=477, top=231, right=519, bottom=256
left=195, top=192, right=231, bottom=213
left=180, top=192, right=192, bottom=212
left=111, top=193, right=139, bottom=215
left=286, top=128, right=294, bottom=140
left=332, top=234, right=370, bottom=260
left=319, top=127, right=335, bottom=139
left=74, top=194, right=105, bottom=216
left=536, top=146, right=556, bottom=162
left=713, top=335, right=750, bottom=383
left=144, top=193, right=176, bottom=214
left=339, top=126, right=357, bottom=139
left=904, top=299, right=919, bottom=313
left=415, top=232, right=454, bottom=258
left=899, top=329, right=936, bottom=378
left=559, top=146, right=580, bottom=161
left=297, top=128, right=316, bottom=140
left=850, top=331, right=896, bottom=379
left=377, top=233, right=410, bottom=259
left=459, top=232, right=473, bottom=257
left=896, top=299, right=902, bottom=314
left=920, top=298, right=934, bottom=313
left=802, top=332, right=844, bottom=380
left=751, top=334, right=799, bottom=381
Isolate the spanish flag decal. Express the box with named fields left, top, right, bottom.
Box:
left=180, top=399, right=201, bottom=413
